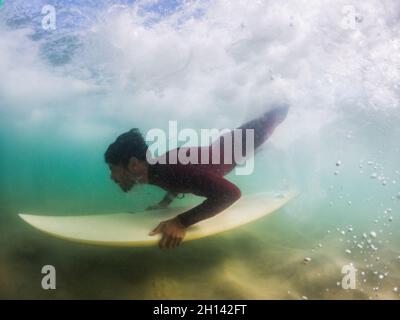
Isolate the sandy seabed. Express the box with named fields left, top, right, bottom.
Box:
left=1, top=205, right=399, bottom=300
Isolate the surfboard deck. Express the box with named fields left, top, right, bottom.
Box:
left=19, top=191, right=296, bottom=247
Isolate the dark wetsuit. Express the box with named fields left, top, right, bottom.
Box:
left=147, top=106, right=288, bottom=228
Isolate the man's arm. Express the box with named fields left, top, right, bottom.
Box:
left=149, top=167, right=241, bottom=249
left=147, top=191, right=177, bottom=210
left=176, top=171, right=242, bottom=227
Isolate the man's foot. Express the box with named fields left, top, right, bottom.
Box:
left=266, top=104, right=290, bottom=126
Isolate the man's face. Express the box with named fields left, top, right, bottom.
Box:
left=108, top=158, right=147, bottom=192
left=109, top=163, right=136, bottom=192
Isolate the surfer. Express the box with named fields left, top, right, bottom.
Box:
left=105, top=105, right=289, bottom=248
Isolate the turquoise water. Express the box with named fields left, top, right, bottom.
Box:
left=1, top=0, right=400, bottom=299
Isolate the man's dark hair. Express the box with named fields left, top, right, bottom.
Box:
left=105, top=128, right=148, bottom=166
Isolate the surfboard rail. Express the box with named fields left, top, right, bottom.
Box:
left=19, top=191, right=298, bottom=247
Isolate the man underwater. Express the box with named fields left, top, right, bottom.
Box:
left=105, top=105, right=289, bottom=249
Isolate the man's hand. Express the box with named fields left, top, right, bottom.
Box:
left=146, top=202, right=168, bottom=211
left=146, top=192, right=177, bottom=211
left=149, top=217, right=186, bottom=249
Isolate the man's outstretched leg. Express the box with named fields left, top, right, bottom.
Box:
left=238, top=104, right=289, bottom=150
left=210, top=104, right=289, bottom=176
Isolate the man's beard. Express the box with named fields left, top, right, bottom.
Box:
left=121, top=177, right=141, bottom=192
left=121, top=183, right=134, bottom=192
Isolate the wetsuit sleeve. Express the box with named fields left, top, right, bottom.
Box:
left=173, top=168, right=242, bottom=228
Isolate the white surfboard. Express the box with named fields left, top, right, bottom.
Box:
left=19, top=191, right=296, bottom=247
